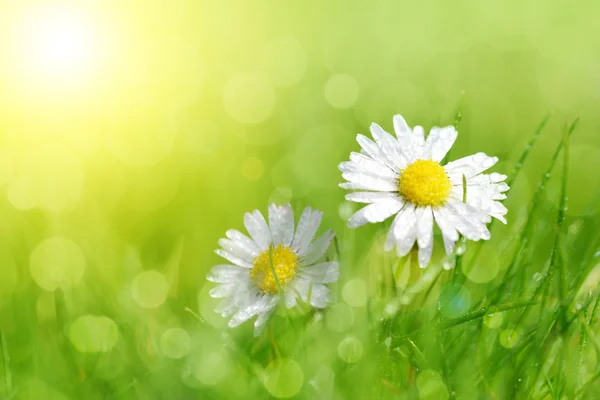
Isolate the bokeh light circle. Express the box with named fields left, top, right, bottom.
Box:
left=462, top=244, right=499, bottom=283
left=30, top=237, right=85, bottom=291
left=268, top=187, right=293, bottom=205
left=337, top=336, right=364, bottom=363
left=342, top=278, right=367, bottom=307
left=223, top=72, right=275, bottom=124
left=194, top=349, right=229, bottom=385
left=131, top=271, right=169, bottom=309
left=69, top=315, right=119, bottom=353
left=416, top=369, right=449, bottom=400
left=263, top=358, right=304, bottom=398
left=438, top=283, right=472, bottom=318
left=338, top=202, right=354, bottom=221
left=484, top=313, right=505, bottom=329
left=160, top=328, right=191, bottom=359
left=324, top=74, right=359, bottom=109
left=499, top=328, right=520, bottom=349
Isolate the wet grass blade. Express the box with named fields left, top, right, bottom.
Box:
left=465, top=114, right=551, bottom=279
left=490, top=118, right=579, bottom=305
left=390, top=299, right=536, bottom=346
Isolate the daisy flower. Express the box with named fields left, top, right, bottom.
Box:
left=207, top=204, right=339, bottom=335
left=339, top=114, right=509, bottom=268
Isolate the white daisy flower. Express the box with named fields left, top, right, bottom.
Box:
left=207, top=204, right=339, bottom=335
left=339, top=114, right=509, bottom=268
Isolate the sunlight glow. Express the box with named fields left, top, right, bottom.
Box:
left=14, top=6, right=100, bottom=83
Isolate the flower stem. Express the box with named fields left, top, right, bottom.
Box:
left=1, top=331, right=12, bottom=395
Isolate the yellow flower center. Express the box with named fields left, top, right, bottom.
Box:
left=250, top=244, right=298, bottom=294
left=399, top=159, right=452, bottom=207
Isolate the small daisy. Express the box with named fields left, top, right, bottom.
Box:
left=339, top=114, right=509, bottom=268
left=207, top=204, right=339, bottom=335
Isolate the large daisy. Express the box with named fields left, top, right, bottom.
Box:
left=207, top=204, right=339, bottom=335
left=339, top=114, right=509, bottom=268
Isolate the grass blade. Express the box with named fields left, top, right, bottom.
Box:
left=489, top=118, right=579, bottom=305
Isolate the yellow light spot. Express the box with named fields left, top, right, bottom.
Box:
left=399, top=159, right=452, bottom=207
left=250, top=245, right=298, bottom=294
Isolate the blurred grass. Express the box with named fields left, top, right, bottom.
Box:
left=0, top=0, right=599, bottom=399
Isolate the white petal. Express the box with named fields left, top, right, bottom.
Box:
left=225, top=229, right=260, bottom=257
left=245, top=294, right=277, bottom=316
left=445, top=201, right=491, bottom=241
left=214, top=249, right=253, bottom=269
left=384, top=202, right=409, bottom=251
left=390, top=203, right=418, bottom=256
left=425, top=126, right=458, bottom=162
left=300, top=230, right=335, bottom=265
left=209, top=283, right=237, bottom=298
left=433, top=207, right=459, bottom=243
left=268, top=204, right=295, bottom=246
left=292, top=278, right=329, bottom=308
left=284, top=289, right=297, bottom=308
left=356, top=134, right=385, bottom=162
left=244, top=210, right=272, bottom=250
left=396, top=125, right=426, bottom=163
left=292, top=207, right=323, bottom=254
left=340, top=172, right=398, bottom=192
left=441, top=233, right=456, bottom=255
left=345, top=191, right=400, bottom=204
left=309, top=284, right=330, bottom=308
left=228, top=310, right=253, bottom=328
left=444, top=152, right=498, bottom=178
left=299, top=262, right=339, bottom=283
left=393, top=114, right=411, bottom=139
left=207, top=264, right=247, bottom=283
left=254, top=309, right=274, bottom=336
left=215, top=297, right=236, bottom=316
left=338, top=152, right=398, bottom=179
left=465, top=188, right=508, bottom=224
left=412, top=126, right=426, bottom=144
left=218, top=238, right=255, bottom=263
left=416, top=207, right=434, bottom=268
left=370, top=123, right=405, bottom=169
left=347, top=198, right=404, bottom=228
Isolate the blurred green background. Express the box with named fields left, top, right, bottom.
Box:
left=0, top=0, right=599, bottom=399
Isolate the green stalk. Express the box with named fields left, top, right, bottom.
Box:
left=390, top=299, right=536, bottom=347
left=466, top=114, right=551, bottom=276
left=490, top=118, right=579, bottom=305
left=1, top=332, right=12, bottom=395
left=268, top=246, right=283, bottom=294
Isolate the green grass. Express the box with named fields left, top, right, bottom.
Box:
left=0, top=112, right=599, bottom=399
